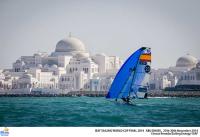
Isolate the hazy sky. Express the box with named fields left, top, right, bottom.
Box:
left=0, top=0, right=200, bottom=69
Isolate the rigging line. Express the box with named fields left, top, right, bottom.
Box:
left=128, top=55, right=141, bottom=98
left=116, top=69, right=134, bottom=99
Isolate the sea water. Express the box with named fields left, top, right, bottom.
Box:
left=0, top=97, right=200, bottom=127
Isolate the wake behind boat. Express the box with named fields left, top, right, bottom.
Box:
left=106, top=47, right=151, bottom=103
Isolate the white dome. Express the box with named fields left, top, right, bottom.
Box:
left=23, top=73, right=32, bottom=78
left=55, top=37, right=86, bottom=52
left=16, top=59, right=21, bottom=63
left=51, top=64, right=58, bottom=68
left=167, top=71, right=174, bottom=77
left=96, top=53, right=106, bottom=56
left=37, top=64, right=42, bottom=68
left=176, top=54, right=198, bottom=68
left=196, top=61, right=200, bottom=69
left=44, top=64, right=49, bottom=68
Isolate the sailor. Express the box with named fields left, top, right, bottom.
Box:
left=121, top=97, right=130, bottom=103
left=126, top=97, right=130, bottom=103
left=122, top=97, right=126, bottom=102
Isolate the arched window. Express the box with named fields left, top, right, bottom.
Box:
left=181, top=76, right=183, bottom=80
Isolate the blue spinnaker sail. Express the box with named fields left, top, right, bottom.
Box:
left=106, top=47, right=149, bottom=99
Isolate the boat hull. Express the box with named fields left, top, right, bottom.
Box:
left=136, top=91, right=147, bottom=99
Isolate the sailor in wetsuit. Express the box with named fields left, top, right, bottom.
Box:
left=121, top=97, right=130, bottom=103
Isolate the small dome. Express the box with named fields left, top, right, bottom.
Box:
left=51, top=64, right=58, bottom=68
left=23, top=73, right=32, bottom=78
left=196, top=61, right=200, bottom=69
left=55, top=37, right=86, bottom=52
left=167, top=71, right=174, bottom=77
left=176, top=54, right=198, bottom=68
left=16, top=60, right=21, bottom=63
left=44, top=64, right=49, bottom=68
left=34, top=53, right=40, bottom=56
left=96, top=53, right=106, bottom=56
left=37, top=64, right=43, bottom=68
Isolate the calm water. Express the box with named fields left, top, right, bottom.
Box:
left=0, top=97, right=200, bottom=127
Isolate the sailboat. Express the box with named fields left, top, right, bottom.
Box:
left=106, top=47, right=151, bottom=103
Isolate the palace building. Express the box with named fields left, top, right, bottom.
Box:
left=150, top=54, right=200, bottom=90
left=0, top=35, right=122, bottom=93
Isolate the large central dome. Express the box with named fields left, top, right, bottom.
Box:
left=176, top=54, right=198, bottom=68
left=55, top=37, right=86, bottom=52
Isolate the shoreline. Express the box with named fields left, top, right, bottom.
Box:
left=148, top=91, right=200, bottom=98
left=0, top=91, right=200, bottom=97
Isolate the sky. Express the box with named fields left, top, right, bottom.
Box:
left=0, top=0, right=200, bottom=69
